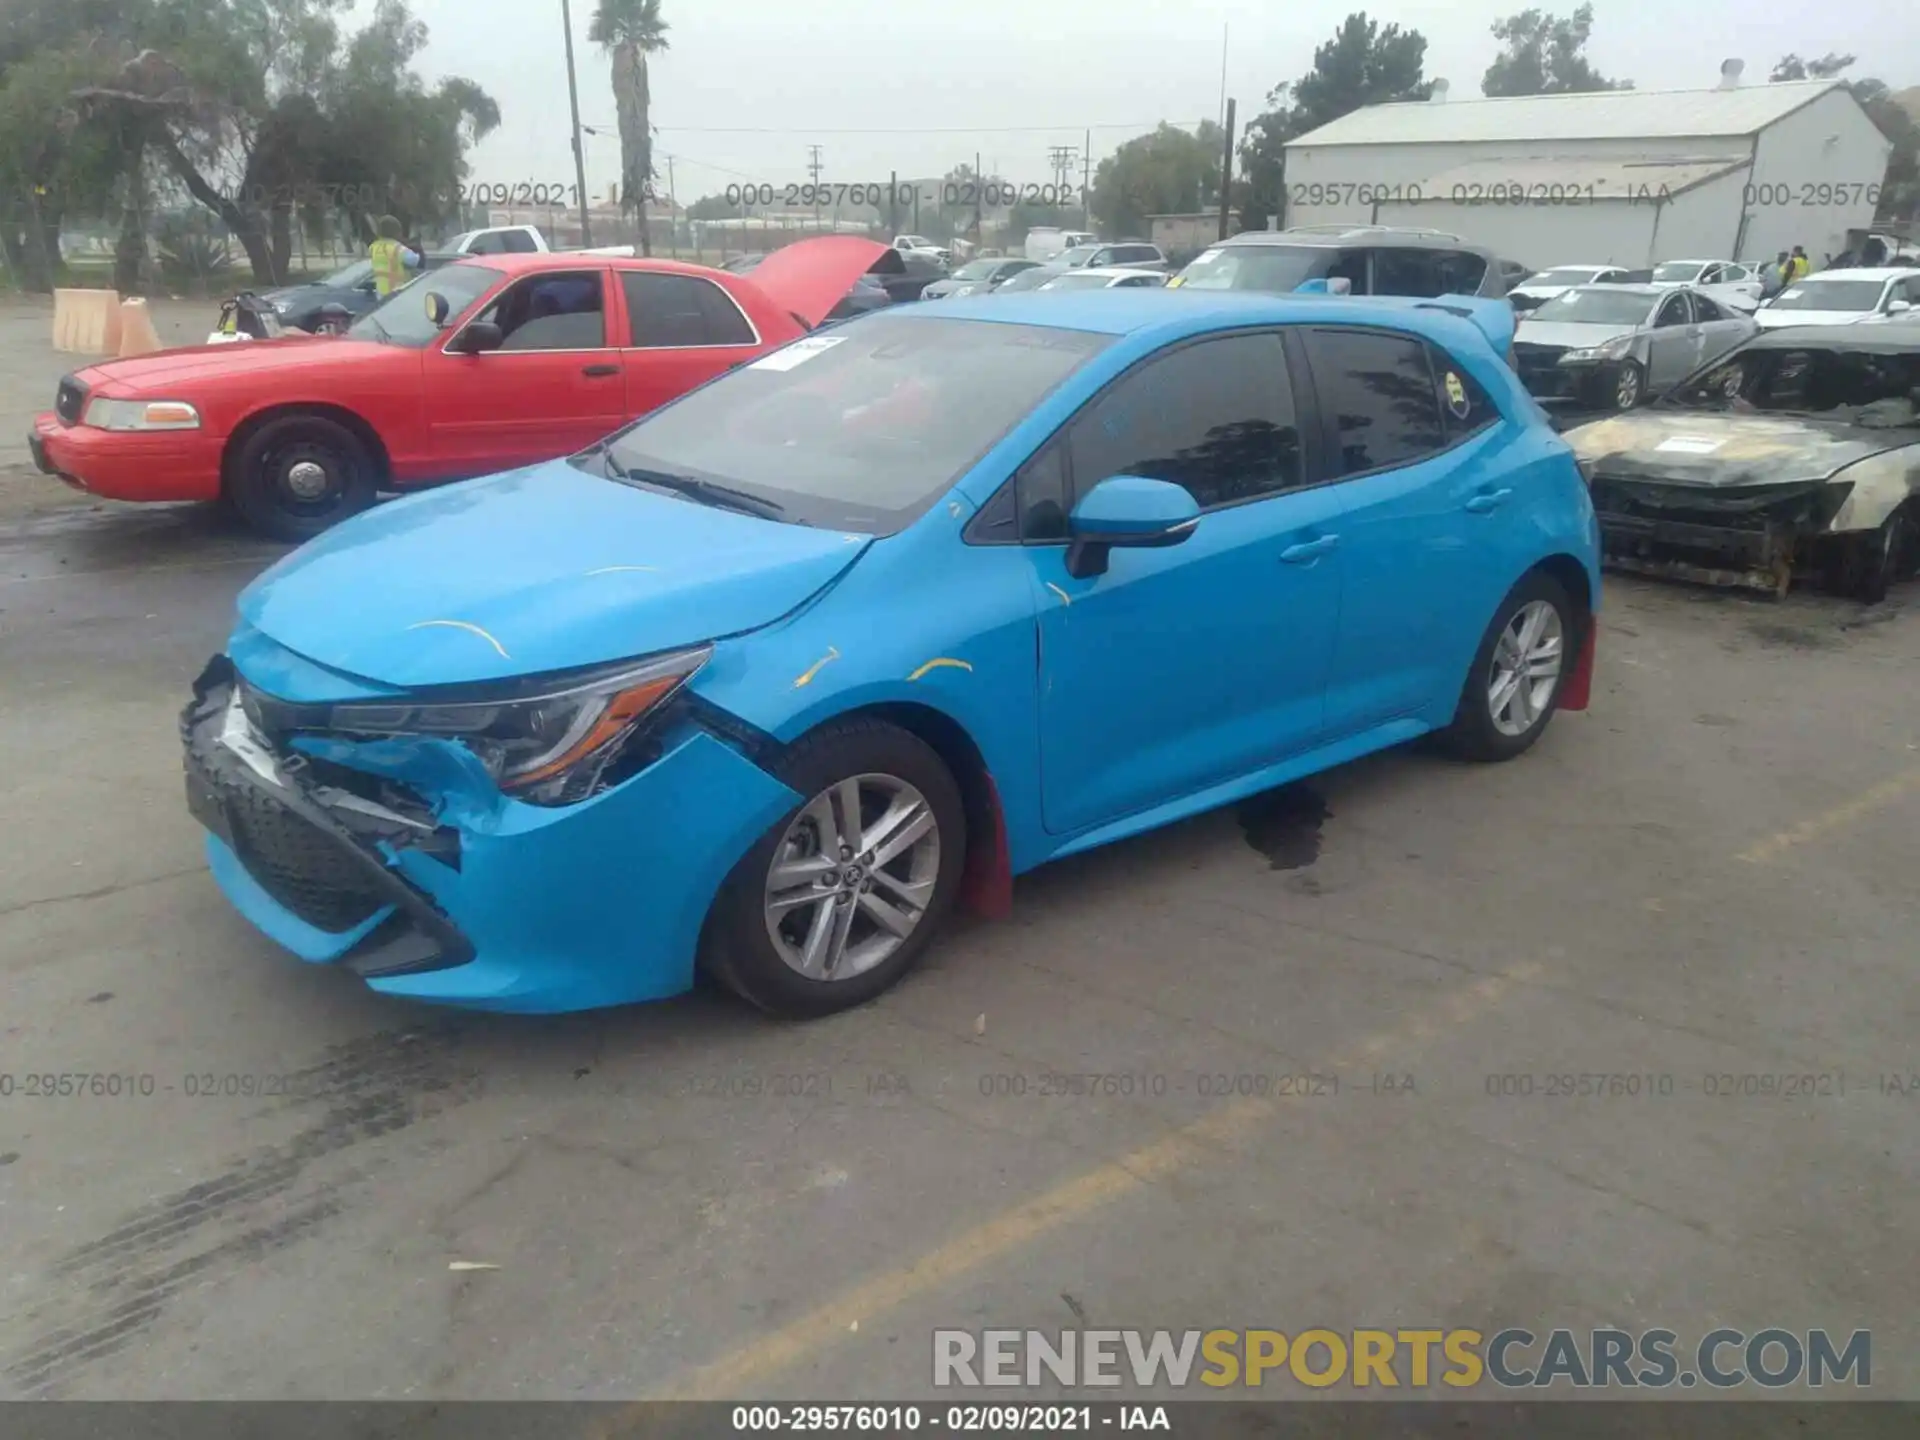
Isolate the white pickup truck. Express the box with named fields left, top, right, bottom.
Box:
left=443, top=224, right=636, bottom=258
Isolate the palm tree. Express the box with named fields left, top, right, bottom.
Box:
left=588, top=0, right=668, bottom=255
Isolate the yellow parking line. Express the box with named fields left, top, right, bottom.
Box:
left=1737, top=768, right=1920, bottom=865
left=594, top=960, right=1541, bottom=1425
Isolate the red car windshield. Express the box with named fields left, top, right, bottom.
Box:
left=349, top=262, right=501, bottom=347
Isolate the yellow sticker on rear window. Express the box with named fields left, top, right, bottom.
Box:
left=1444, top=370, right=1469, bottom=417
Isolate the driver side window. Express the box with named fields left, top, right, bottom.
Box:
left=1654, top=294, right=1690, bottom=327
left=470, top=270, right=608, bottom=351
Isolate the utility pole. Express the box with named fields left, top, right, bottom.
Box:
left=1081, top=131, right=1092, bottom=231
left=807, top=144, right=824, bottom=230
left=1218, top=98, right=1236, bottom=242
left=888, top=170, right=898, bottom=237
left=666, top=154, right=677, bottom=256
left=559, top=0, right=593, bottom=247
left=974, top=151, right=983, bottom=250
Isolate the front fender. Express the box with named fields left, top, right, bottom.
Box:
left=1829, top=447, right=1920, bottom=532
left=689, top=537, right=1049, bottom=871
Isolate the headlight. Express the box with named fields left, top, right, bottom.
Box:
left=85, top=397, right=202, bottom=431
left=953, top=284, right=976, bottom=297
left=1562, top=336, right=1634, bottom=363
left=327, top=646, right=709, bottom=806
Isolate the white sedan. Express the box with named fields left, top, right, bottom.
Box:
left=1507, top=264, right=1630, bottom=312
left=1648, top=259, right=1765, bottom=312
left=1755, top=268, right=1920, bottom=329
left=1036, top=267, right=1169, bottom=292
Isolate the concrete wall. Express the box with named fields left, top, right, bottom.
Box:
left=1737, top=86, right=1893, bottom=264
left=1281, top=134, right=1751, bottom=231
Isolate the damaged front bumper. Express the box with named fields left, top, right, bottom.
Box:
left=181, top=654, right=803, bottom=1013
left=1588, top=475, right=1851, bottom=597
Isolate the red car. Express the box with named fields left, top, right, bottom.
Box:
left=30, top=237, right=888, bottom=540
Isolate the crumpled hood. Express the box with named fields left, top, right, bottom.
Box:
left=236, top=460, right=874, bottom=692
left=1514, top=320, right=1637, bottom=350
left=1563, top=410, right=1909, bottom=488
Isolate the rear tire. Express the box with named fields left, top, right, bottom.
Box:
left=1440, top=571, right=1580, bottom=763
left=701, top=719, right=967, bottom=1018
left=227, top=414, right=378, bottom=543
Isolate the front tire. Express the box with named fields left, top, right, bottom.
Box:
left=1441, top=572, right=1580, bottom=762
left=1832, top=510, right=1915, bottom=604
left=701, top=719, right=967, bottom=1018
left=1610, top=359, right=1645, bottom=411
left=226, top=414, right=377, bottom=543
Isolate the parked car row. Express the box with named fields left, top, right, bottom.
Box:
left=29, top=210, right=1918, bottom=1027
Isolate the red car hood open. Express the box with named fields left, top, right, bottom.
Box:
left=739, top=236, right=891, bottom=329
left=75, top=335, right=367, bottom=394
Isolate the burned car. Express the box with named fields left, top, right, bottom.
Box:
left=1564, top=326, right=1920, bottom=600
left=1512, top=284, right=1756, bottom=412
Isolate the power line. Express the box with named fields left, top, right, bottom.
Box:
left=647, top=121, right=1183, bottom=135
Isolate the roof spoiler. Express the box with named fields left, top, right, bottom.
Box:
left=1412, top=294, right=1516, bottom=357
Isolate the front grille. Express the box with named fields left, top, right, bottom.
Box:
left=226, top=781, right=388, bottom=932
left=185, top=696, right=387, bottom=934
left=54, top=375, right=87, bottom=426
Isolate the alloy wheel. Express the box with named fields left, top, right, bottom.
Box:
left=1615, top=364, right=1642, bottom=409
left=1487, top=600, right=1565, bottom=738
left=764, top=774, right=941, bottom=982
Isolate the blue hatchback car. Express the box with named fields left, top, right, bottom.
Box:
left=182, top=289, right=1602, bottom=1015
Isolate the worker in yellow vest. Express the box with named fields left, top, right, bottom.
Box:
left=368, top=215, right=422, bottom=297
left=1787, top=246, right=1811, bottom=282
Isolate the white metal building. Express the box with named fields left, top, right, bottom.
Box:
left=1280, top=72, right=1892, bottom=271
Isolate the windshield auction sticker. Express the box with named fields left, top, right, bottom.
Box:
left=751, top=336, right=846, bottom=372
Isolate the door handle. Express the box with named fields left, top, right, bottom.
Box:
left=582, top=363, right=621, bottom=377
left=1279, top=534, right=1340, bottom=563
left=1464, top=488, right=1513, bottom=514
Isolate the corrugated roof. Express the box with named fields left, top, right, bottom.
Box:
left=1286, top=80, right=1841, bottom=148
left=1410, top=156, right=1750, bottom=200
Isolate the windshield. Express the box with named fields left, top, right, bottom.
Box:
left=1665, top=344, right=1920, bottom=426
left=586, top=314, right=1112, bottom=533
left=1528, top=288, right=1654, bottom=326
left=1059, top=245, right=1100, bottom=266
left=1175, top=245, right=1327, bottom=293
left=1768, top=279, right=1886, bottom=313
left=1528, top=268, right=1605, bottom=286
left=320, top=259, right=373, bottom=288
left=1651, top=262, right=1706, bottom=283
left=996, top=267, right=1059, bottom=292
left=951, top=260, right=999, bottom=281
left=347, top=261, right=500, bottom=347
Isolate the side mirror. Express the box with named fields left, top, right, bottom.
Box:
left=1064, top=476, right=1200, bottom=579
left=448, top=319, right=504, bottom=354
left=1887, top=300, right=1912, bottom=315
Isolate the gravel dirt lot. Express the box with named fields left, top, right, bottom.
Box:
left=1, top=298, right=1917, bottom=1417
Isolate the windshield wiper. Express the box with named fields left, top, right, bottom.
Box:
left=600, top=454, right=787, bottom=520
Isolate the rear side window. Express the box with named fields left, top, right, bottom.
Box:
left=1066, top=333, right=1304, bottom=510
left=1304, top=328, right=1449, bottom=476
left=502, top=231, right=541, bottom=254
left=1428, top=346, right=1499, bottom=439
left=1371, top=248, right=1448, bottom=297
left=623, top=272, right=756, bottom=347
left=1436, top=250, right=1489, bottom=295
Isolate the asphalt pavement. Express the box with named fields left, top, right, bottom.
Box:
left=1, top=299, right=1917, bottom=1412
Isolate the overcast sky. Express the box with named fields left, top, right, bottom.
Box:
left=392, top=0, right=1917, bottom=206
